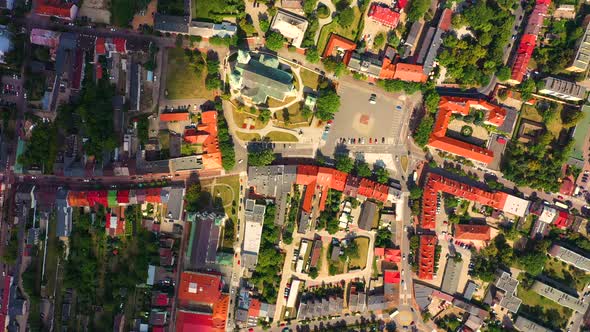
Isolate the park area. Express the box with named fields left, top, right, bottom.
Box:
left=192, top=0, right=244, bottom=21
left=317, top=6, right=363, bottom=54
left=544, top=257, right=590, bottom=292
left=165, top=48, right=215, bottom=100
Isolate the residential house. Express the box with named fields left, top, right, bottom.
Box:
left=347, top=52, right=383, bottom=78
left=453, top=224, right=491, bottom=242
left=539, top=76, right=587, bottom=101
left=34, top=0, right=79, bottom=20
left=270, top=9, right=308, bottom=48
left=322, top=34, right=356, bottom=65
left=188, top=21, right=237, bottom=39
left=184, top=110, right=222, bottom=170
left=56, top=189, right=72, bottom=239
left=567, top=21, right=590, bottom=72
left=368, top=4, right=400, bottom=28
left=418, top=235, right=436, bottom=280
left=358, top=200, right=378, bottom=230
left=531, top=280, right=588, bottom=312
left=553, top=4, right=576, bottom=19
left=153, top=14, right=189, bottom=34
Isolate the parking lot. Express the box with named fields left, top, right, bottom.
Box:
left=320, top=81, right=412, bottom=157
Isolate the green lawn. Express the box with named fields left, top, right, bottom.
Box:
left=165, top=48, right=215, bottom=100
left=349, top=237, right=369, bottom=270
left=544, top=258, right=590, bottom=292
left=520, top=103, right=568, bottom=140
left=518, top=283, right=573, bottom=329
left=110, top=0, right=150, bottom=26
left=235, top=131, right=262, bottom=141
left=317, top=7, right=364, bottom=54
left=231, top=106, right=269, bottom=129
left=274, top=102, right=310, bottom=128
left=192, top=0, right=244, bottom=21
left=265, top=131, right=299, bottom=142
left=300, top=69, right=320, bottom=90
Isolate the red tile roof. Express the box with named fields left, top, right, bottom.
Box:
left=176, top=310, right=224, bottom=332
left=384, top=270, right=401, bottom=283
left=418, top=235, right=436, bottom=280
left=114, top=38, right=127, bottom=53
left=379, top=57, right=396, bottom=79
left=510, top=0, right=550, bottom=83
left=396, top=0, right=408, bottom=10
left=454, top=224, right=491, bottom=241
left=95, top=37, right=106, bottom=55
left=421, top=173, right=506, bottom=230
left=296, top=165, right=319, bottom=185
left=35, top=0, right=76, bottom=19
left=368, top=4, right=400, bottom=28
left=373, top=183, right=389, bottom=202
left=427, top=97, right=506, bottom=164
left=358, top=178, right=375, bottom=198
left=194, top=110, right=222, bottom=170
left=392, top=63, right=427, bottom=83
left=160, top=112, right=190, bottom=122
left=438, top=8, right=453, bottom=31
left=554, top=211, right=571, bottom=229
left=248, top=299, right=261, bottom=318
left=375, top=247, right=401, bottom=263
left=322, top=34, right=356, bottom=65
left=560, top=177, right=575, bottom=196
left=178, top=272, right=222, bottom=305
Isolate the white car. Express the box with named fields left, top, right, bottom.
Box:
left=369, top=93, right=377, bottom=104
left=238, top=159, right=243, bottom=164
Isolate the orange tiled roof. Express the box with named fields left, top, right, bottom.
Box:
left=322, top=34, right=356, bottom=64
left=418, top=235, right=436, bottom=280
left=454, top=224, right=491, bottom=241
left=178, top=271, right=222, bottom=305
left=393, top=63, right=427, bottom=83
left=379, top=57, right=396, bottom=79
left=296, top=165, right=319, bottom=185
left=160, top=112, right=190, bottom=122
left=427, top=97, right=506, bottom=164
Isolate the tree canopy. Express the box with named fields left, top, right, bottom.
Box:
left=336, top=7, right=355, bottom=27
left=335, top=155, right=354, bottom=173
left=265, top=32, right=286, bottom=51
left=316, top=89, right=341, bottom=120
left=248, top=149, right=276, bottom=166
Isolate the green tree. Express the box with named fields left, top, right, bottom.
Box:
left=409, top=185, right=423, bottom=200
left=375, top=167, right=389, bottom=184
left=317, top=4, right=330, bottom=18
left=259, top=19, right=270, bottom=33
left=406, top=0, right=430, bottom=22
left=322, top=57, right=347, bottom=77
left=355, top=161, right=372, bottom=178
left=373, top=33, right=385, bottom=49
left=337, top=7, right=355, bottom=27
left=496, top=66, right=511, bottom=82
left=306, top=47, right=320, bottom=63
left=205, top=75, right=221, bottom=90
left=265, top=32, right=286, bottom=51
left=335, top=155, right=354, bottom=173
left=303, top=0, right=319, bottom=14
left=239, top=17, right=257, bottom=35
left=259, top=109, right=271, bottom=123
left=308, top=267, right=319, bottom=279
left=316, top=89, right=341, bottom=120
left=413, top=114, right=434, bottom=147
left=248, top=149, right=276, bottom=166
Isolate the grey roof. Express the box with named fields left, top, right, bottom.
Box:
left=531, top=280, right=589, bottom=312
left=358, top=201, right=378, bottom=231
left=414, top=283, right=435, bottom=311
left=235, top=308, right=249, bottom=322
left=422, top=28, right=444, bottom=75
left=416, top=27, right=435, bottom=65
left=495, top=270, right=522, bottom=313
left=244, top=199, right=266, bottom=224
left=330, top=244, right=340, bottom=262
left=569, top=23, right=590, bottom=72
left=347, top=52, right=383, bottom=77
left=497, top=106, right=518, bottom=134
left=405, top=21, right=424, bottom=48
left=56, top=190, right=72, bottom=238
left=441, top=258, right=462, bottom=295
left=187, top=212, right=221, bottom=269
left=297, top=296, right=344, bottom=319
left=463, top=281, right=478, bottom=301
left=137, top=158, right=171, bottom=174
left=247, top=165, right=297, bottom=226
left=366, top=294, right=391, bottom=311
left=549, top=244, right=590, bottom=272
left=514, top=316, right=554, bottom=332
left=298, top=210, right=310, bottom=234
left=129, top=62, right=141, bottom=111
left=169, top=155, right=202, bottom=172
left=235, top=58, right=294, bottom=104
left=189, top=21, right=237, bottom=38
left=154, top=14, right=189, bottom=33
left=540, top=76, right=587, bottom=101
left=164, top=187, right=184, bottom=221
